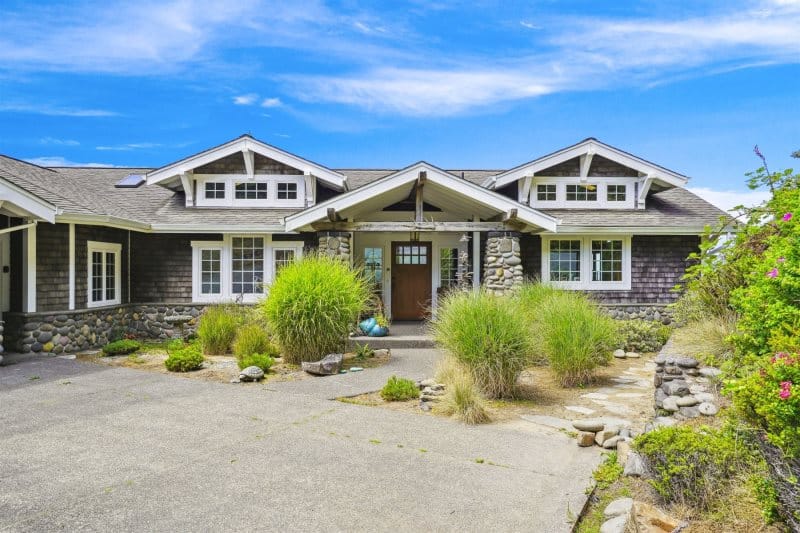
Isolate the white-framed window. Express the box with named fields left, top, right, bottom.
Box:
left=235, top=182, right=267, bottom=200
left=566, top=184, right=598, bottom=201
left=541, top=235, right=631, bottom=290
left=529, top=179, right=635, bottom=209
left=204, top=182, right=225, bottom=199
left=232, top=237, right=265, bottom=294
left=87, top=241, right=121, bottom=307
left=439, top=247, right=459, bottom=288
left=200, top=248, right=222, bottom=294
left=194, top=175, right=306, bottom=208
left=536, top=184, right=557, bottom=201
left=363, top=247, right=383, bottom=286
left=277, top=182, right=298, bottom=200
left=607, top=184, right=626, bottom=202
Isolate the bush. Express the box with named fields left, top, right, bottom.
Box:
left=102, top=339, right=140, bottom=356
left=262, top=253, right=371, bottom=364
left=435, top=365, right=490, bottom=424
left=198, top=305, right=241, bottom=355
left=164, top=343, right=205, bottom=372
left=616, top=320, right=672, bottom=353
left=432, top=289, right=535, bottom=398
left=232, top=324, right=272, bottom=359
left=237, top=353, right=275, bottom=372
left=380, top=376, right=419, bottom=401
left=633, top=425, right=746, bottom=509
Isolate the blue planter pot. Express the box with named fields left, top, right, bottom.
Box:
left=359, top=318, right=377, bottom=335
left=368, top=326, right=389, bottom=337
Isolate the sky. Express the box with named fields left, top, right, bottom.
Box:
left=1, top=0, right=799, bottom=212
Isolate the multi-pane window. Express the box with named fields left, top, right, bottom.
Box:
left=88, top=242, right=120, bottom=306
left=232, top=237, right=264, bottom=294
left=200, top=249, right=221, bottom=295
left=395, top=244, right=428, bottom=265
left=277, top=182, right=298, bottom=200
left=549, top=240, right=581, bottom=282
left=566, top=184, right=597, bottom=201
left=273, top=249, right=295, bottom=275
left=204, top=182, right=225, bottom=199
left=591, top=240, right=623, bottom=282
left=607, top=185, right=626, bottom=202
left=364, top=247, right=383, bottom=285
left=440, top=247, right=459, bottom=288
left=235, top=182, right=267, bottom=200
left=536, top=184, right=557, bottom=201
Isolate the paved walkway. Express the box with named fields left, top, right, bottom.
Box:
left=0, top=352, right=602, bottom=532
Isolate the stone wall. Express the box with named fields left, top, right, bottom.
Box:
left=317, top=232, right=351, bottom=262
left=4, top=303, right=207, bottom=354
left=602, top=304, right=674, bottom=324
left=483, top=233, right=523, bottom=295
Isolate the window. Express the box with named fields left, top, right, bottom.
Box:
left=235, top=182, right=267, bottom=200
left=204, top=182, right=225, bottom=199
left=273, top=248, right=296, bottom=275
left=395, top=244, right=427, bottom=265
left=364, top=247, right=383, bottom=285
left=232, top=237, right=264, bottom=294
left=440, top=247, right=459, bottom=288
left=87, top=241, right=121, bottom=307
left=607, top=185, right=626, bottom=202
left=536, top=184, right=557, bottom=201
left=566, top=184, right=597, bottom=201
left=549, top=240, right=581, bottom=282
left=592, top=240, right=623, bottom=282
left=200, top=249, right=221, bottom=294
left=277, top=182, right=298, bottom=200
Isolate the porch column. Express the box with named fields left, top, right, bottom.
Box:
left=22, top=225, right=37, bottom=312
left=317, top=231, right=351, bottom=263
left=483, top=232, right=523, bottom=295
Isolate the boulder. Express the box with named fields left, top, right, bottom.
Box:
left=676, top=357, right=699, bottom=368
left=661, top=396, right=679, bottom=412
left=600, top=514, right=629, bottom=533
left=623, top=452, right=646, bottom=477
left=662, top=380, right=690, bottom=397
left=595, top=428, right=620, bottom=446
left=239, top=366, right=264, bottom=382
left=573, top=419, right=605, bottom=432
left=698, top=402, right=719, bottom=416
left=301, top=353, right=344, bottom=375
left=419, top=378, right=437, bottom=388
left=603, top=436, right=623, bottom=449
left=632, top=501, right=685, bottom=533
left=694, top=392, right=715, bottom=403
left=613, top=349, right=626, bottom=359
left=604, top=497, right=634, bottom=518
left=678, top=406, right=700, bottom=419
left=577, top=431, right=596, bottom=447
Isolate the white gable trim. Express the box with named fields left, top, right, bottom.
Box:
left=0, top=177, right=57, bottom=223
left=146, top=135, right=347, bottom=190
left=485, top=139, right=689, bottom=191
left=285, top=162, right=559, bottom=232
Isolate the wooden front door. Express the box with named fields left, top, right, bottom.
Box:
left=391, top=241, right=432, bottom=320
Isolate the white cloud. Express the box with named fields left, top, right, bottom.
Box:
left=95, top=143, right=162, bottom=151
left=689, top=187, right=771, bottom=212
left=260, top=97, right=282, bottom=108
left=0, top=103, right=117, bottom=117
left=40, top=137, right=80, bottom=146
left=519, top=21, right=541, bottom=30
left=233, top=93, right=259, bottom=105
left=25, top=156, right=116, bottom=167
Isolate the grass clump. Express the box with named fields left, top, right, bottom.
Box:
left=164, top=342, right=204, bottom=372
left=237, top=353, right=275, bottom=372
left=232, top=324, right=273, bottom=359
left=671, top=315, right=736, bottom=366
left=380, top=376, right=419, bottom=401
left=435, top=364, right=491, bottom=425
left=198, top=305, right=241, bottom=355
left=592, top=451, right=624, bottom=490
left=432, top=289, right=534, bottom=398
left=262, top=253, right=371, bottom=364
left=616, top=320, right=672, bottom=353
left=102, top=339, right=141, bottom=356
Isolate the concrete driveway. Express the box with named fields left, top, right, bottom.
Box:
left=0, top=353, right=600, bottom=532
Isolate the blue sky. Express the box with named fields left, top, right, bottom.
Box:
left=1, top=0, right=799, bottom=210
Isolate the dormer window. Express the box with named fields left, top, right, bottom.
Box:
left=205, top=182, right=225, bottom=199
left=235, top=182, right=267, bottom=200
left=607, top=185, right=626, bottom=202
left=277, top=182, right=298, bottom=200
left=566, top=184, right=597, bottom=201
left=536, top=184, right=556, bottom=201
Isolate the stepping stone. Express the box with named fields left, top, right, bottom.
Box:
left=593, top=401, right=633, bottom=416
left=611, top=377, right=637, bottom=384
left=582, top=392, right=609, bottom=400
left=614, top=393, right=646, bottom=399
left=565, top=405, right=595, bottom=415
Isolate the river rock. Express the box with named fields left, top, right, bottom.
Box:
left=699, top=367, right=722, bottom=378
left=676, top=357, right=699, bottom=368
left=603, top=436, right=623, bottom=449
left=676, top=396, right=699, bottom=407
left=694, top=392, right=715, bottom=403
left=625, top=351, right=640, bottom=359
left=662, top=380, right=690, bottom=397
left=698, top=402, right=719, bottom=416
left=662, top=396, right=679, bottom=412
left=613, top=349, right=626, bottom=359
left=301, top=353, right=343, bottom=375
left=573, top=419, right=605, bottom=432
left=604, top=497, right=634, bottom=518
left=595, top=428, right=620, bottom=446
left=623, top=452, right=646, bottom=477
left=239, top=366, right=264, bottom=382
left=600, top=514, right=629, bottom=533
left=577, top=431, right=596, bottom=447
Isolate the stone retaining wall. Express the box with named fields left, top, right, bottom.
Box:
left=4, top=304, right=207, bottom=354
left=602, top=304, right=674, bottom=324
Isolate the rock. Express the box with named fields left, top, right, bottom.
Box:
left=373, top=348, right=390, bottom=357
left=662, top=396, right=679, bottom=412
left=573, top=419, right=605, bottom=432
left=652, top=416, right=676, bottom=428
left=420, top=378, right=437, bottom=388
left=698, top=402, right=719, bottom=416
left=229, top=377, right=241, bottom=384
left=694, top=392, right=714, bottom=403
left=238, top=366, right=264, bottom=382
left=625, top=351, right=640, bottom=359
left=699, top=367, right=722, bottom=378
left=662, top=380, right=690, bottom=397
left=676, top=357, right=699, bottom=368
left=676, top=396, right=699, bottom=407
left=577, top=431, right=596, bottom=447
left=603, top=436, right=623, bottom=449
left=654, top=354, right=666, bottom=365
left=623, top=452, right=647, bottom=477
left=419, top=402, right=431, bottom=412
left=664, top=365, right=683, bottom=375
left=348, top=367, right=363, bottom=372
left=600, top=514, right=629, bottom=533
left=595, top=428, right=620, bottom=446
left=619, top=428, right=631, bottom=439
left=617, top=440, right=631, bottom=465
left=632, top=501, right=685, bottom=533
left=678, top=406, right=700, bottom=419
left=301, top=353, right=343, bottom=375
left=613, top=349, right=626, bottom=359
left=421, top=387, right=445, bottom=396
left=604, top=497, right=634, bottom=518
left=654, top=389, right=667, bottom=408
left=689, top=384, right=708, bottom=395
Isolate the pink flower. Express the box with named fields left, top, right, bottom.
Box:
left=779, top=381, right=792, bottom=400
left=783, top=212, right=793, bottom=222
left=777, top=257, right=786, bottom=263
left=767, top=268, right=779, bottom=278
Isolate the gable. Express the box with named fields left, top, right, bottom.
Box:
left=195, top=152, right=303, bottom=176
left=537, top=155, right=640, bottom=178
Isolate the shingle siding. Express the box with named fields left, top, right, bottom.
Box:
left=538, top=155, right=639, bottom=177
left=194, top=153, right=302, bottom=175
left=36, top=223, right=69, bottom=312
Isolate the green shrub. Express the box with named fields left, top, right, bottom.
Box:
left=232, top=324, right=272, bottom=358
left=166, top=338, right=185, bottom=354
left=616, top=320, right=672, bottom=353
left=354, top=343, right=374, bottom=359
left=432, top=289, right=535, bottom=398
left=633, top=425, right=746, bottom=509
left=592, top=451, right=623, bottom=490
left=102, top=339, right=141, bottom=356
left=164, top=343, right=205, bottom=372
left=262, top=253, right=371, bottom=364
left=380, top=376, right=419, bottom=401
left=435, top=367, right=490, bottom=424
left=198, top=305, right=241, bottom=355
left=237, top=353, right=275, bottom=372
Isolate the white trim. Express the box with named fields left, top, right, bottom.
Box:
left=22, top=225, right=37, bottom=312
left=68, top=223, right=75, bottom=310
left=272, top=242, right=304, bottom=279
left=530, top=177, right=634, bottom=210
left=191, top=241, right=226, bottom=302
left=86, top=240, right=122, bottom=308
left=541, top=235, right=632, bottom=291
left=555, top=226, right=708, bottom=235
left=194, top=174, right=305, bottom=208
left=0, top=177, right=58, bottom=223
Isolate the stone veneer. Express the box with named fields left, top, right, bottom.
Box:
left=5, top=304, right=207, bottom=354
left=483, top=233, right=523, bottom=295
left=318, top=231, right=351, bottom=262
left=602, top=304, right=674, bottom=325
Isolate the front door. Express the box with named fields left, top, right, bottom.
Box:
left=391, top=241, right=432, bottom=320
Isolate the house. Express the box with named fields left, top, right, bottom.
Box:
left=0, top=135, right=728, bottom=354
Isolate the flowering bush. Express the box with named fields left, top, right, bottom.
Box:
left=727, top=352, right=800, bottom=458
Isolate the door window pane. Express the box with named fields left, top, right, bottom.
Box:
left=364, top=247, right=383, bottom=285
left=232, top=237, right=264, bottom=294
left=549, top=240, right=581, bottom=281
left=395, top=244, right=427, bottom=265
left=440, top=248, right=459, bottom=288
left=592, top=240, right=623, bottom=282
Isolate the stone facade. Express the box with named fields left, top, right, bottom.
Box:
left=318, top=232, right=351, bottom=262
left=5, top=304, right=206, bottom=354
left=483, top=233, right=523, bottom=295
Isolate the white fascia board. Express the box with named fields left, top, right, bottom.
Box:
left=149, top=224, right=287, bottom=234
left=145, top=136, right=346, bottom=190
left=0, top=177, right=57, bottom=223
left=555, top=225, right=708, bottom=235
left=56, top=214, right=150, bottom=231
